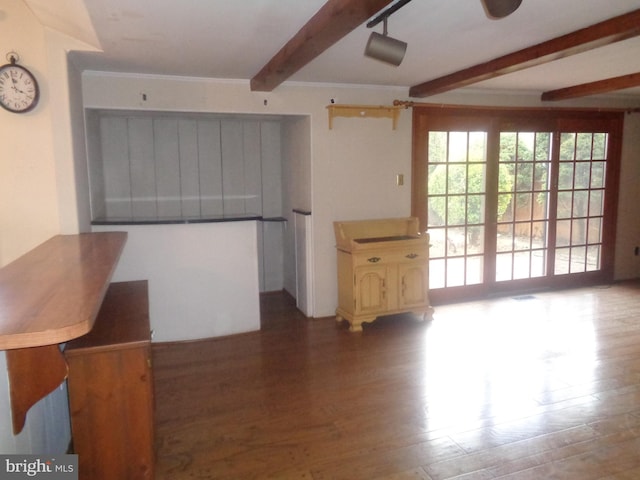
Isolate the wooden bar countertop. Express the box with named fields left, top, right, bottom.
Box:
left=0, top=232, right=127, bottom=350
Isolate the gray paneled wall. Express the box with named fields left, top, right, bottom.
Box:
left=90, top=112, right=282, bottom=220
left=87, top=110, right=285, bottom=292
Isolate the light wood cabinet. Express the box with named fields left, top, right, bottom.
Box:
left=64, top=280, right=155, bottom=480
left=334, top=218, right=433, bottom=332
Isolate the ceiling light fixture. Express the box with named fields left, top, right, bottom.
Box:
left=363, top=0, right=522, bottom=66
left=364, top=0, right=413, bottom=66
left=364, top=17, right=407, bottom=66
left=480, top=0, right=523, bottom=19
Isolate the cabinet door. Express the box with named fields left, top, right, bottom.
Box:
left=68, top=346, right=155, bottom=480
left=354, top=266, right=388, bottom=314
left=398, top=263, right=429, bottom=308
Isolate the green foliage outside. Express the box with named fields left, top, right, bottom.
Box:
left=427, top=131, right=607, bottom=228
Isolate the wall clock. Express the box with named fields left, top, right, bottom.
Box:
left=0, top=54, right=39, bottom=113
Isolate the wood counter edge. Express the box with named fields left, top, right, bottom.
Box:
left=0, top=232, right=127, bottom=434
left=0, top=232, right=128, bottom=350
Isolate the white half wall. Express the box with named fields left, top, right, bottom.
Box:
left=92, top=222, right=261, bottom=342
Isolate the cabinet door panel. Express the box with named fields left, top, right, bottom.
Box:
left=399, top=264, right=429, bottom=308
left=67, top=347, right=154, bottom=479
left=355, top=266, right=387, bottom=314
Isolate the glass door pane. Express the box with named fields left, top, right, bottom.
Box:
left=427, top=131, right=487, bottom=289
left=554, top=132, right=608, bottom=274
left=496, top=132, right=552, bottom=282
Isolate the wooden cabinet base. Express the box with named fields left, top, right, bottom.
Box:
left=64, top=281, right=154, bottom=480
left=336, top=306, right=433, bottom=332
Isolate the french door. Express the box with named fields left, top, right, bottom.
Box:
left=412, top=107, right=623, bottom=304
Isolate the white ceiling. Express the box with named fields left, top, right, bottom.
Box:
left=25, top=0, right=640, bottom=103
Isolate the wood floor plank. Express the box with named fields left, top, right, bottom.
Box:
left=491, top=435, right=640, bottom=479
left=153, top=281, right=640, bottom=479
left=424, top=424, right=598, bottom=479
left=371, top=468, right=433, bottom=480
left=598, top=465, right=640, bottom=479
left=309, top=437, right=465, bottom=480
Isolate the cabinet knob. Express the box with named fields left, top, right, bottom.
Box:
left=405, top=253, right=419, bottom=259
left=367, top=256, right=381, bottom=263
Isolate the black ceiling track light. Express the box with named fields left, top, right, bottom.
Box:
left=481, top=0, right=523, bottom=19
left=364, top=0, right=523, bottom=66
left=364, top=16, right=408, bottom=66
left=364, top=0, right=412, bottom=66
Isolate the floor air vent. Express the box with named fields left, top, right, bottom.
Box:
left=512, top=294, right=536, bottom=301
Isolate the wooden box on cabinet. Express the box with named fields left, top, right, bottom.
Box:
left=334, top=217, right=433, bottom=332
left=64, top=280, right=154, bottom=480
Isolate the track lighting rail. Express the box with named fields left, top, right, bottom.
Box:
left=366, top=0, right=413, bottom=28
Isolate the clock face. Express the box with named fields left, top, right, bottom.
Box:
left=0, top=63, right=39, bottom=113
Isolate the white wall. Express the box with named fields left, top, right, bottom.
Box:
left=0, top=5, right=59, bottom=263
left=616, top=113, right=640, bottom=280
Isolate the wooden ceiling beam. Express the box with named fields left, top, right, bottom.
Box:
left=541, top=72, right=640, bottom=101
left=250, top=0, right=394, bottom=92
left=409, top=8, right=640, bottom=98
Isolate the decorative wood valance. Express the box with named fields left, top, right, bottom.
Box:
left=326, top=104, right=403, bottom=130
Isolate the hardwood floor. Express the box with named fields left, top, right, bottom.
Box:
left=153, top=281, right=640, bottom=479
